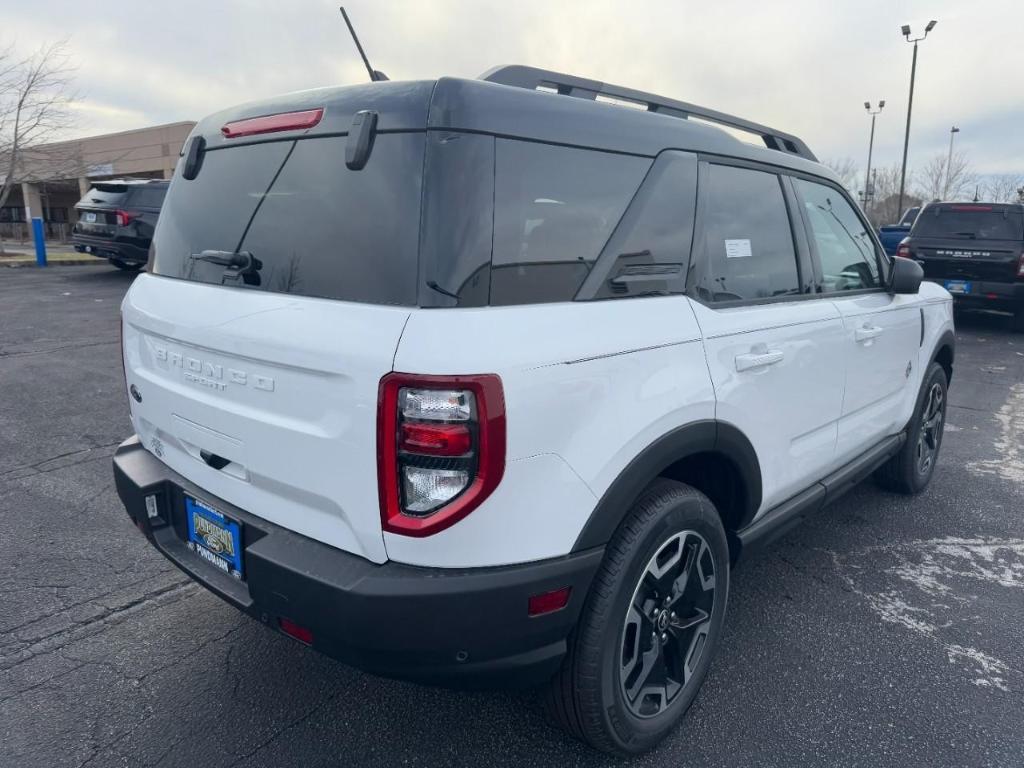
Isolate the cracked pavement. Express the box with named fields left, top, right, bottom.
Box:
left=1, top=265, right=1022, bottom=767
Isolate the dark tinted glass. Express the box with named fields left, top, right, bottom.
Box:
left=692, top=165, right=799, bottom=302
left=130, top=186, right=168, bottom=208
left=152, top=134, right=424, bottom=306
left=580, top=151, right=698, bottom=300
left=79, top=186, right=128, bottom=207
left=795, top=178, right=881, bottom=291
left=490, top=140, right=650, bottom=306
left=912, top=206, right=1024, bottom=240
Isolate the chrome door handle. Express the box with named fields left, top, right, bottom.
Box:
left=735, top=346, right=785, bottom=372
left=855, top=324, right=884, bottom=343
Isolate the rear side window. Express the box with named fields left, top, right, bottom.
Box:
left=912, top=206, right=1024, bottom=241
left=490, top=140, right=650, bottom=306
left=151, top=134, right=424, bottom=306
left=794, top=178, right=881, bottom=291
left=691, top=165, right=800, bottom=303
left=129, top=186, right=167, bottom=209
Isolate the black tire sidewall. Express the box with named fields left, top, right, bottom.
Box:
left=904, top=362, right=948, bottom=491
left=591, top=486, right=729, bottom=753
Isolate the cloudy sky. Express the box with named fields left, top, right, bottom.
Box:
left=7, top=0, right=1024, bottom=178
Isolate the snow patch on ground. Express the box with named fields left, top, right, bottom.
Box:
left=832, top=537, right=1023, bottom=692
left=967, top=382, right=1024, bottom=484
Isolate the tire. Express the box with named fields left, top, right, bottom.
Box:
left=874, top=361, right=948, bottom=494
left=545, top=479, right=729, bottom=755
left=109, top=258, right=142, bottom=271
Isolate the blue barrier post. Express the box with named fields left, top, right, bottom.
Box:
left=31, top=217, right=47, bottom=267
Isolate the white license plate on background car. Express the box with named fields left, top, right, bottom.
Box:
left=83, top=212, right=96, bottom=223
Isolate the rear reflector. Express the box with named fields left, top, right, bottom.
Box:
left=221, top=108, right=324, bottom=139
left=279, top=617, right=313, bottom=645
left=528, top=587, right=572, bottom=617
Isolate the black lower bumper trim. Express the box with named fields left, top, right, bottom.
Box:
left=112, top=436, right=603, bottom=688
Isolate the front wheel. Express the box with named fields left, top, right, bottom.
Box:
left=545, top=479, right=729, bottom=754
left=875, top=361, right=948, bottom=494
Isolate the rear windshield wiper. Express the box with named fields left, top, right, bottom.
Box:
left=189, top=250, right=255, bottom=267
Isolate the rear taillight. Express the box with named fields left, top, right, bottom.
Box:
left=1017, top=254, right=1024, bottom=278
left=115, top=209, right=138, bottom=227
left=896, top=238, right=911, bottom=259
left=377, top=373, right=505, bottom=537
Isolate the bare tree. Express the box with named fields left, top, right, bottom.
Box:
left=863, top=162, right=920, bottom=228
left=823, top=157, right=860, bottom=195
left=983, top=174, right=1024, bottom=203
left=915, top=151, right=977, bottom=202
left=0, top=40, right=76, bottom=251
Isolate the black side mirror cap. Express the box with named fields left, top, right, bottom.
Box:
left=891, top=256, right=924, bottom=294
left=345, top=110, right=378, bottom=170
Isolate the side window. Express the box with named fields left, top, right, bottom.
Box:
left=490, top=140, right=650, bottom=306
left=691, top=164, right=800, bottom=303
left=794, top=178, right=881, bottom=292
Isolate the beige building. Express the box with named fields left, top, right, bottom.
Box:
left=1, top=121, right=195, bottom=242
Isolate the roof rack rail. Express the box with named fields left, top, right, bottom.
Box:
left=479, top=65, right=817, bottom=163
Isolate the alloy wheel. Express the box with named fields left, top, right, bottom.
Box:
left=916, top=381, right=944, bottom=476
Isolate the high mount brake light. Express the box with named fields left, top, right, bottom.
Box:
left=377, top=373, right=506, bottom=537
left=221, top=108, right=324, bottom=138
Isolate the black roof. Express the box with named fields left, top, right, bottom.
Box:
left=189, top=66, right=836, bottom=183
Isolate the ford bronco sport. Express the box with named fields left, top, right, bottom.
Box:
left=113, top=66, right=955, bottom=754
left=898, top=201, right=1024, bottom=331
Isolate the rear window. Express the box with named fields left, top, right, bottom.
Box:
left=912, top=206, right=1024, bottom=241
left=151, top=134, right=424, bottom=305
left=78, top=185, right=128, bottom=207
left=129, top=186, right=167, bottom=208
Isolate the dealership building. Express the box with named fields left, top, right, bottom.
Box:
left=0, top=121, right=194, bottom=242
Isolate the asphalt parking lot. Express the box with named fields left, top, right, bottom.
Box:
left=1, top=264, right=1022, bottom=768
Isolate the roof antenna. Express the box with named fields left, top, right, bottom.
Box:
left=339, top=6, right=389, bottom=82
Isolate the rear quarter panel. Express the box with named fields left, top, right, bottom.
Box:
left=389, top=296, right=714, bottom=567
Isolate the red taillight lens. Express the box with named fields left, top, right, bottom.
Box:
left=115, top=209, right=137, bottom=227
left=399, top=422, right=472, bottom=456
left=896, top=238, right=911, bottom=259
left=377, top=373, right=505, bottom=537
left=528, top=587, right=572, bottom=617
left=1018, top=254, right=1024, bottom=278
left=221, top=108, right=324, bottom=138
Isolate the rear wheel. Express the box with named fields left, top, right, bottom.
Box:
left=875, top=361, right=948, bottom=494
left=109, top=258, right=142, bottom=271
left=545, top=479, right=728, bottom=754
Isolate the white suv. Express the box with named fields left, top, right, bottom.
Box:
left=114, top=66, right=954, bottom=754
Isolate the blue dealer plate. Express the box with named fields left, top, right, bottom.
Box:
left=186, top=496, right=244, bottom=579
left=944, top=279, right=972, bottom=295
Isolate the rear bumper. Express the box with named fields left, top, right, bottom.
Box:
left=925, top=277, right=1024, bottom=310
left=72, top=234, right=147, bottom=263
left=112, top=436, right=602, bottom=688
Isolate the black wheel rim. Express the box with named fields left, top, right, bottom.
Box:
left=619, top=530, right=717, bottom=719
left=916, top=381, right=944, bottom=476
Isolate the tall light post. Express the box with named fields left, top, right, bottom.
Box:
left=942, top=125, right=960, bottom=200
left=863, top=100, right=885, bottom=213
left=897, top=19, right=938, bottom=217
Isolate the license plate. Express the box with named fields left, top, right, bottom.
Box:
left=186, top=496, right=243, bottom=579
left=83, top=212, right=96, bottom=223
left=944, top=279, right=971, bottom=295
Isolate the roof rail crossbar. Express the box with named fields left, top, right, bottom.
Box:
left=479, top=65, right=817, bottom=163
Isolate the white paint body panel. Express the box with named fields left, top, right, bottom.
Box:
left=689, top=298, right=846, bottom=513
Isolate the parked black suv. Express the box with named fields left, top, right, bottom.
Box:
left=72, top=179, right=169, bottom=270
left=900, top=202, right=1024, bottom=330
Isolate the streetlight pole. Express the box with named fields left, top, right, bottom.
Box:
left=863, top=100, right=885, bottom=214
left=897, top=20, right=937, bottom=217
left=942, top=125, right=960, bottom=200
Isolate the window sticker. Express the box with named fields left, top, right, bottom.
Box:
left=724, top=238, right=752, bottom=259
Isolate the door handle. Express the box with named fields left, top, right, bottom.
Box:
left=855, top=324, right=884, bottom=343
left=735, top=345, right=785, bottom=372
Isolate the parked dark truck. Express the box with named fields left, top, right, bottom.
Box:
left=900, top=201, right=1024, bottom=331
left=878, top=206, right=920, bottom=255
left=72, top=179, right=169, bottom=270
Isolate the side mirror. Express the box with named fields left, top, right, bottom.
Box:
left=890, top=256, right=923, bottom=294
